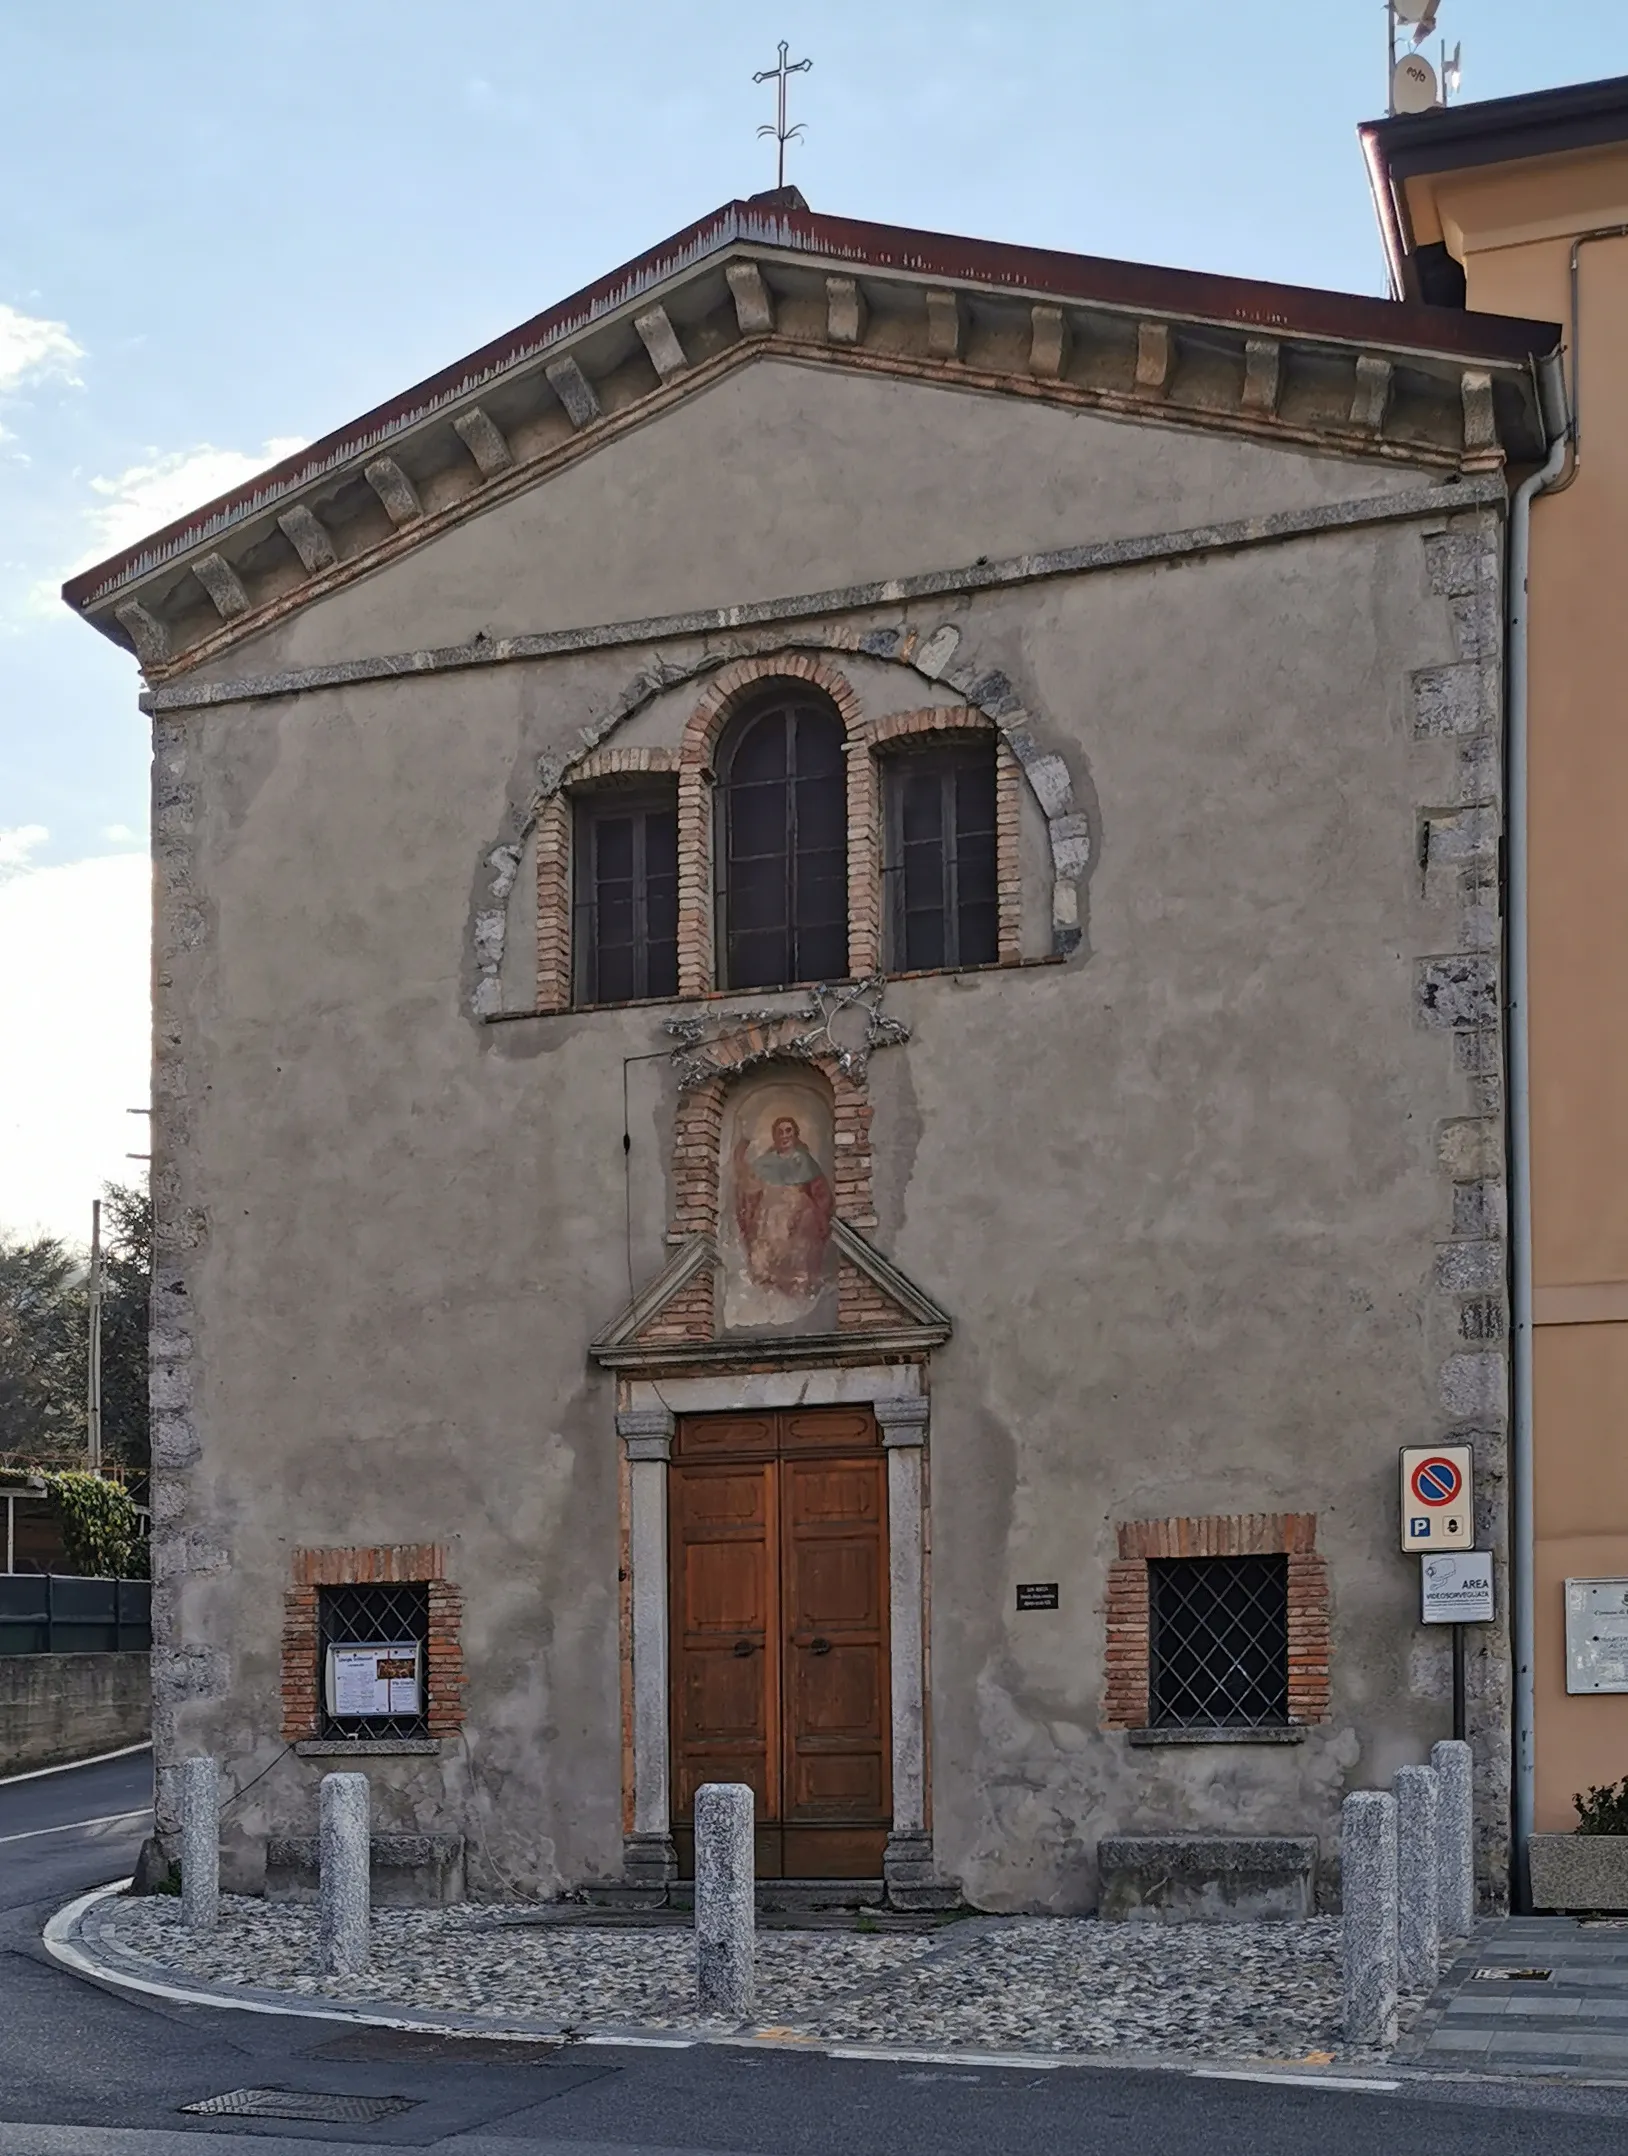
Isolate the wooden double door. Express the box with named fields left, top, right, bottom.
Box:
left=670, top=1407, right=891, bottom=1879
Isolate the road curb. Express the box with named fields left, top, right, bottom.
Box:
left=49, top=1883, right=1617, bottom=2095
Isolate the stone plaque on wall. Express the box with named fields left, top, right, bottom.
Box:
left=1566, top=1578, right=1628, bottom=1694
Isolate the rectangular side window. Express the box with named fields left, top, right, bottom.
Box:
left=574, top=789, right=680, bottom=1006
left=317, top=1581, right=430, bottom=1741
left=884, top=744, right=998, bottom=972
left=1148, top=1554, right=1290, bottom=1728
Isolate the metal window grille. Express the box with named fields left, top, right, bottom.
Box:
left=717, top=692, right=849, bottom=990
left=882, top=744, right=998, bottom=972
left=317, top=1582, right=430, bottom=1740
left=1148, top=1554, right=1289, bottom=1729
left=572, top=789, right=680, bottom=1006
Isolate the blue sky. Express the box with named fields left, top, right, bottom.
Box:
left=3, top=0, right=1626, bottom=1240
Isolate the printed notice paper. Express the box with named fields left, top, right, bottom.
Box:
left=328, top=1641, right=422, bottom=1717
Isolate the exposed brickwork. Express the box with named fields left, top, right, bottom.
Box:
left=534, top=794, right=570, bottom=1013
left=292, top=1543, right=448, bottom=1585
left=836, top=1255, right=911, bottom=1331
left=1286, top=1551, right=1331, bottom=1726
left=280, top=1585, right=320, bottom=1741
left=570, top=745, right=681, bottom=783
left=996, top=741, right=1022, bottom=964
left=635, top=1268, right=716, bottom=1343
left=281, top=1544, right=463, bottom=1742
left=1101, top=1558, right=1150, bottom=1729
left=830, top=1066, right=877, bottom=1228
left=1101, top=1514, right=1329, bottom=1731
left=670, top=1079, right=727, bottom=1239
left=424, top=1578, right=466, bottom=1735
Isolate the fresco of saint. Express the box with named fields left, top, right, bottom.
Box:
left=733, top=1114, right=835, bottom=1302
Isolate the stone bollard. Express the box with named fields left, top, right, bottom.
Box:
left=319, top=1772, right=370, bottom=1976
left=179, top=1755, right=219, bottom=1933
left=1342, top=1790, right=1399, bottom=2045
left=1395, top=1764, right=1441, bottom=1995
left=1431, top=1739, right=1475, bottom=1944
left=694, top=1782, right=754, bottom=2019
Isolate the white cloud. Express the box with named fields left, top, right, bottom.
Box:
left=0, top=302, right=83, bottom=394
left=82, top=435, right=307, bottom=562
left=0, top=825, right=50, bottom=878
left=0, top=849, right=150, bottom=1244
left=102, top=823, right=143, bottom=845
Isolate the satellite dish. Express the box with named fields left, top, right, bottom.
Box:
left=1392, top=50, right=1440, bottom=113
left=1392, top=0, right=1441, bottom=27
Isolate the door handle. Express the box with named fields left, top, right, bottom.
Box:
left=809, top=1637, right=832, bottom=1656
left=732, top=1639, right=755, bottom=1658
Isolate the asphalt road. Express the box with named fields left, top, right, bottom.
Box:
left=6, top=1752, right=1628, bottom=2153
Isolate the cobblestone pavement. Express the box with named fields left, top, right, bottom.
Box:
left=95, top=1895, right=1395, bottom=2063
left=1403, top=1917, right=1628, bottom=2075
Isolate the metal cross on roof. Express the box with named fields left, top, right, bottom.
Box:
left=753, top=40, right=811, bottom=190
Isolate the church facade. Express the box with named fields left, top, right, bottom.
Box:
left=66, top=197, right=1558, bottom=1910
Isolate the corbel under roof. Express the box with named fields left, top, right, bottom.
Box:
left=63, top=197, right=1561, bottom=683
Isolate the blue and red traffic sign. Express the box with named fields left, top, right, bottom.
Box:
left=1400, top=1444, right=1474, bottom=1554
left=1410, top=1456, right=1463, bottom=1508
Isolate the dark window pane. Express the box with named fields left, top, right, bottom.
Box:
left=596, top=815, right=635, bottom=882
left=903, top=906, right=945, bottom=972
left=721, top=695, right=849, bottom=989
left=729, top=929, right=790, bottom=990
left=575, top=789, right=681, bottom=1006
left=886, top=742, right=1001, bottom=973
left=1148, top=1556, right=1289, bottom=1729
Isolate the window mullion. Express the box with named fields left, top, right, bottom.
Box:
left=631, top=811, right=649, bottom=1000
left=941, top=765, right=960, bottom=969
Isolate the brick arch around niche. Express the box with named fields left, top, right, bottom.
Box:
left=470, top=624, right=1094, bottom=1017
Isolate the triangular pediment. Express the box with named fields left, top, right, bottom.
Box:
left=65, top=200, right=1549, bottom=684
left=590, top=1218, right=951, bottom=1373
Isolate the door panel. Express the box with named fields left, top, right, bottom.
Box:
left=669, top=1459, right=777, bottom=1855
left=671, top=1412, right=890, bottom=1880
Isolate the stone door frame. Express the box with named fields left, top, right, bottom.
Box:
left=616, top=1364, right=941, bottom=1905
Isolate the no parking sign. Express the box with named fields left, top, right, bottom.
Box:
left=1399, top=1444, right=1474, bottom=1553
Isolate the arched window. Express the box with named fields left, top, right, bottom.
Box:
left=716, top=688, right=848, bottom=990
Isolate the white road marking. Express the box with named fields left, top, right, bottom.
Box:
left=0, top=1808, right=150, bottom=1847
left=0, top=1740, right=151, bottom=1789
left=1195, top=2069, right=1401, bottom=2093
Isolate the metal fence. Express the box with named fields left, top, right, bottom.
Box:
left=0, top=1575, right=151, bottom=1656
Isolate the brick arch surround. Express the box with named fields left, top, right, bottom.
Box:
left=477, top=628, right=1094, bottom=1017
left=677, top=656, right=875, bottom=997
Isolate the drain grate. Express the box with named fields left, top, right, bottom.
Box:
left=1471, top=1967, right=1552, bottom=1982
left=180, top=2089, right=418, bottom=2124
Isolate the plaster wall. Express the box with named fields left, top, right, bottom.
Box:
left=149, top=371, right=1503, bottom=1906
left=1418, top=150, right=1628, bottom=1830
left=189, top=361, right=1440, bottom=681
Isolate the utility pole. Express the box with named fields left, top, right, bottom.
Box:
left=87, top=1198, right=103, bottom=1473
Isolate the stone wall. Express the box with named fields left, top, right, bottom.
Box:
left=0, top=1654, right=150, bottom=1776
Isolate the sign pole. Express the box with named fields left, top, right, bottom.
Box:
left=1452, top=1621, right=1467, bottom=1742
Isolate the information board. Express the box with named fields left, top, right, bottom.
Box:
left=1566, top=1579, right=1628, bottom=1695
left=1016, top=1583, right=1059, bottom=1611
left=1421, top=1550, right=1494, bottom=1624
left=326, top=1640, right=422, bottom=1718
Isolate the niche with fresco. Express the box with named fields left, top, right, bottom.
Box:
left=719, top=1067, right=838, bottom=1334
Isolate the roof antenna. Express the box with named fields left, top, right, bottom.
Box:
left=1387, top=1, right=1462, bottom=114
left=753, top=40, right=812, bottom=191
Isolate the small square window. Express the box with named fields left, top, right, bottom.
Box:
left=317, top=1582, right=430, bottom=1741
left=883, top=743, right=998, bottom=973
left=573, top=788, right=680, bottom=1006
left=1148, top=1555, right=1289, bottom=1729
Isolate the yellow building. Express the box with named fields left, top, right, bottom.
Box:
left=1367, top=75, right=1628, bottom=1886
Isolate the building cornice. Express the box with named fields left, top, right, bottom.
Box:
left=66, top=202, right=1557, bottom=684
